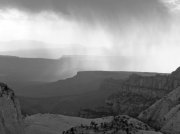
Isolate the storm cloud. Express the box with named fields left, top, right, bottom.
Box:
left=0, top=0, right=169, bottom=24
left=0, top=0, right=180, bottom=73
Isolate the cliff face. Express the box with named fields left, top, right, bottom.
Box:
left=133, top=67, right=180, bottom=134
left=161, top=104, right=180, bottom=134
left=124, top=67, right=180, bottom=91
left=104, top=67, right=180, bottom=117
left=138, top=87, right=180, bottom=134
left=104, top=74, right=169, bottom=117
left=0, top=82, right=24, bottom=134
left=106, top=66, right=180, bottom=96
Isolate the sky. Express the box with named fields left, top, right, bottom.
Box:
left=0, top=0, right=180, bottom=73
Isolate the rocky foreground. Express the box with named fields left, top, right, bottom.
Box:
left=25, top=113, right=113, bottom=134
left=24, top=114, right=163, bottom=134
left=64, top=115, right=162, bottom=134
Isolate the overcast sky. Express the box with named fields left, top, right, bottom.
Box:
left=0, top=0, right=180, bottom=72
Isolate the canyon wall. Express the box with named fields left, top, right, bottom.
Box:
left=0, top=82, right=24, bottom=134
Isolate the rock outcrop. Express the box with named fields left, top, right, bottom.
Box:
left=138, top=87, right=180, bottom=134
left=104, top=67, right=180, bottom=117
left=103, top=74, right=169, bottom=117
left=106, top=91, right=159, bottom=117
left=0, top=82, right=24, bottom=134
left=64, top=115, right=162, bottom=134
left=123, top=66, right=180, bottom=92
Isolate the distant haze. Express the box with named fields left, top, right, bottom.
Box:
left=0, top=0, right=180, bottom=73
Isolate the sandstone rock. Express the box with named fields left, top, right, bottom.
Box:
left=104, top=67, right=180, bottom=117
left=161, top=104, right=180, bottom=134
left=0, top=82, right=24, bottom=134
left=138, top=87, right=180, bottom=134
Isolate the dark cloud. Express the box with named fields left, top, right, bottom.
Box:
left=0, top=0, right=169, bottom=23
left=0, top=0, right=176, bottom=72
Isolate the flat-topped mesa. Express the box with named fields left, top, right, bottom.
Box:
left=0, top=82, right=24, bottom=134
